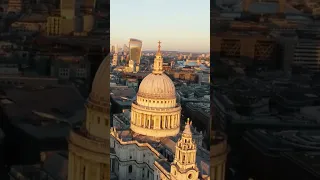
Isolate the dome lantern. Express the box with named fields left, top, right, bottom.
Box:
left=152, top=40, right=163, bottom=75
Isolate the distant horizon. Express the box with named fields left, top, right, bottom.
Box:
left=110, top=0, right=210, bottom=52
left=112, top=43, right=210, bottom=53
left=141, top=49, right=210, bottom=53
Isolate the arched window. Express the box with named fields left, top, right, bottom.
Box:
left=128, top=165, right=133, bottom=173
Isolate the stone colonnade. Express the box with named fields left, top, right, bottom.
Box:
left=131, top=110, right=180, bottom=129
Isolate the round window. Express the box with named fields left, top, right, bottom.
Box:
left=188, top=173, right=192, bottom=179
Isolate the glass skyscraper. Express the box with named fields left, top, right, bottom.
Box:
left=129, top=38, right=143, bottom=65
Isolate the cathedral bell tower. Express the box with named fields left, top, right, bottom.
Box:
left=170, top=119, right=199, bottom=180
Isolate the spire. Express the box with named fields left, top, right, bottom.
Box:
left=183, top=118, right=192, bottom=135
left=156, top=40, right=161, bottom=56
left=152, top=40, right=163, bottom=74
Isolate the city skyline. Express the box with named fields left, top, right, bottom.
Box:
left=110, top=0, right=210, bottom=53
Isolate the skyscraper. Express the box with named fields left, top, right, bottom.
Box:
left=129, top=38, right=143, bottom=65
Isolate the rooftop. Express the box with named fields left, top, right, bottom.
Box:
left=110, top=86, right=136, bottom=106
left=112, top=128, right=210, bottom=177
left=0, top=85, right=85, bottom=140
left=221, top=2, right=301, bottom=14
left=283, top=151, right=320, bottom=178
left=17, top=13, right=48, bottom=23
left=244, top=129, right=320, bottom=177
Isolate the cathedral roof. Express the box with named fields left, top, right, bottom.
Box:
left=137, top=73, right=176, bottom=99
left=89, top=55, right=110, bottom=107
left=137, top=41, right=176, bottom=99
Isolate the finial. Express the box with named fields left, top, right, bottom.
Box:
left=186, top=118, right=192, bottom=125
left=183, top=118, right=192, bottom=135
left=157, top=40, right=161, bottom=54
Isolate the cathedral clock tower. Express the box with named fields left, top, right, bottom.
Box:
left=170, top=119, right=199, bottom=180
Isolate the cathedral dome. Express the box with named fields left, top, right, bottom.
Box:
left=130, top=41, right=181, bottom=138
left=138, top=73, right=175, bottom=99
left=88, top=55, right=110, bottom=109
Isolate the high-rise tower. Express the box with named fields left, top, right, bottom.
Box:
left=129, top=38, right=143, bottom=65
left=67, top=55, right=110, bottom=180
left=170, top=119, right=199, bottom=180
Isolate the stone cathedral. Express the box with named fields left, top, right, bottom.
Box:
left=110, top=41, right=210, bottom=180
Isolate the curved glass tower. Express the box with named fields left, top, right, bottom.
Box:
left=129, top=38, right=143, bottom=65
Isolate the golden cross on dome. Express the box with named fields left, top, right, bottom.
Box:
left=157, top=41, right=161, bottom=51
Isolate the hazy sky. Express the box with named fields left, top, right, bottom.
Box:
left=110, top=0, right=210, bottom=53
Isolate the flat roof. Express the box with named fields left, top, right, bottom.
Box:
left=227, top=2, right=302, bottom=14
left=113, top=129, right=210, bottom=176
left=1, top=85, right=85, bottom=139
left=110, top=87, right=136, bottom=106
left=283, top=151, right=320, bottom=178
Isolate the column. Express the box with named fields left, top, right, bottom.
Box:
left=158, top=116, right=161, bottom=129
left=74, top=156, right=80, bottom=180
left=172, top=115, right=175, bottom=128
left=68, top=153, right=74, bottom=180
left=139, top=114, right=142, bottom=126
left=222, top=162, right=226, bottom=180
left=171, top=115, right=174, bottom=128
left=132, top=112, right=136, bottom=125
left=216, top=164, right=222, bottom=180
left=139, top=113, right=141, bottom=126
left=177, top=114, right=179, bottom=125
left=135, top=112, right=138, bottom=124
left=148, top=118, right=151, bottom=128
left=97, top=163, right=101, bottom=180
left=142, top=114, right=145, bottom=127
left=162, top=118, right=165, bottom=129
left=212, top=167, right=216, bottom=180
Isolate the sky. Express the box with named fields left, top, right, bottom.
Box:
left=110, top=0, right=210, bottom=53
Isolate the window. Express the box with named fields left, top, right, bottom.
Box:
left=59, top=68, right=69, bottom=78
left=97, top=117, right=100, bottom=124
left=105, top=118, right=108, bottom=126
left=76, top=68, right=86, bottom=78
left=128, top=165, right=132, bottom=173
